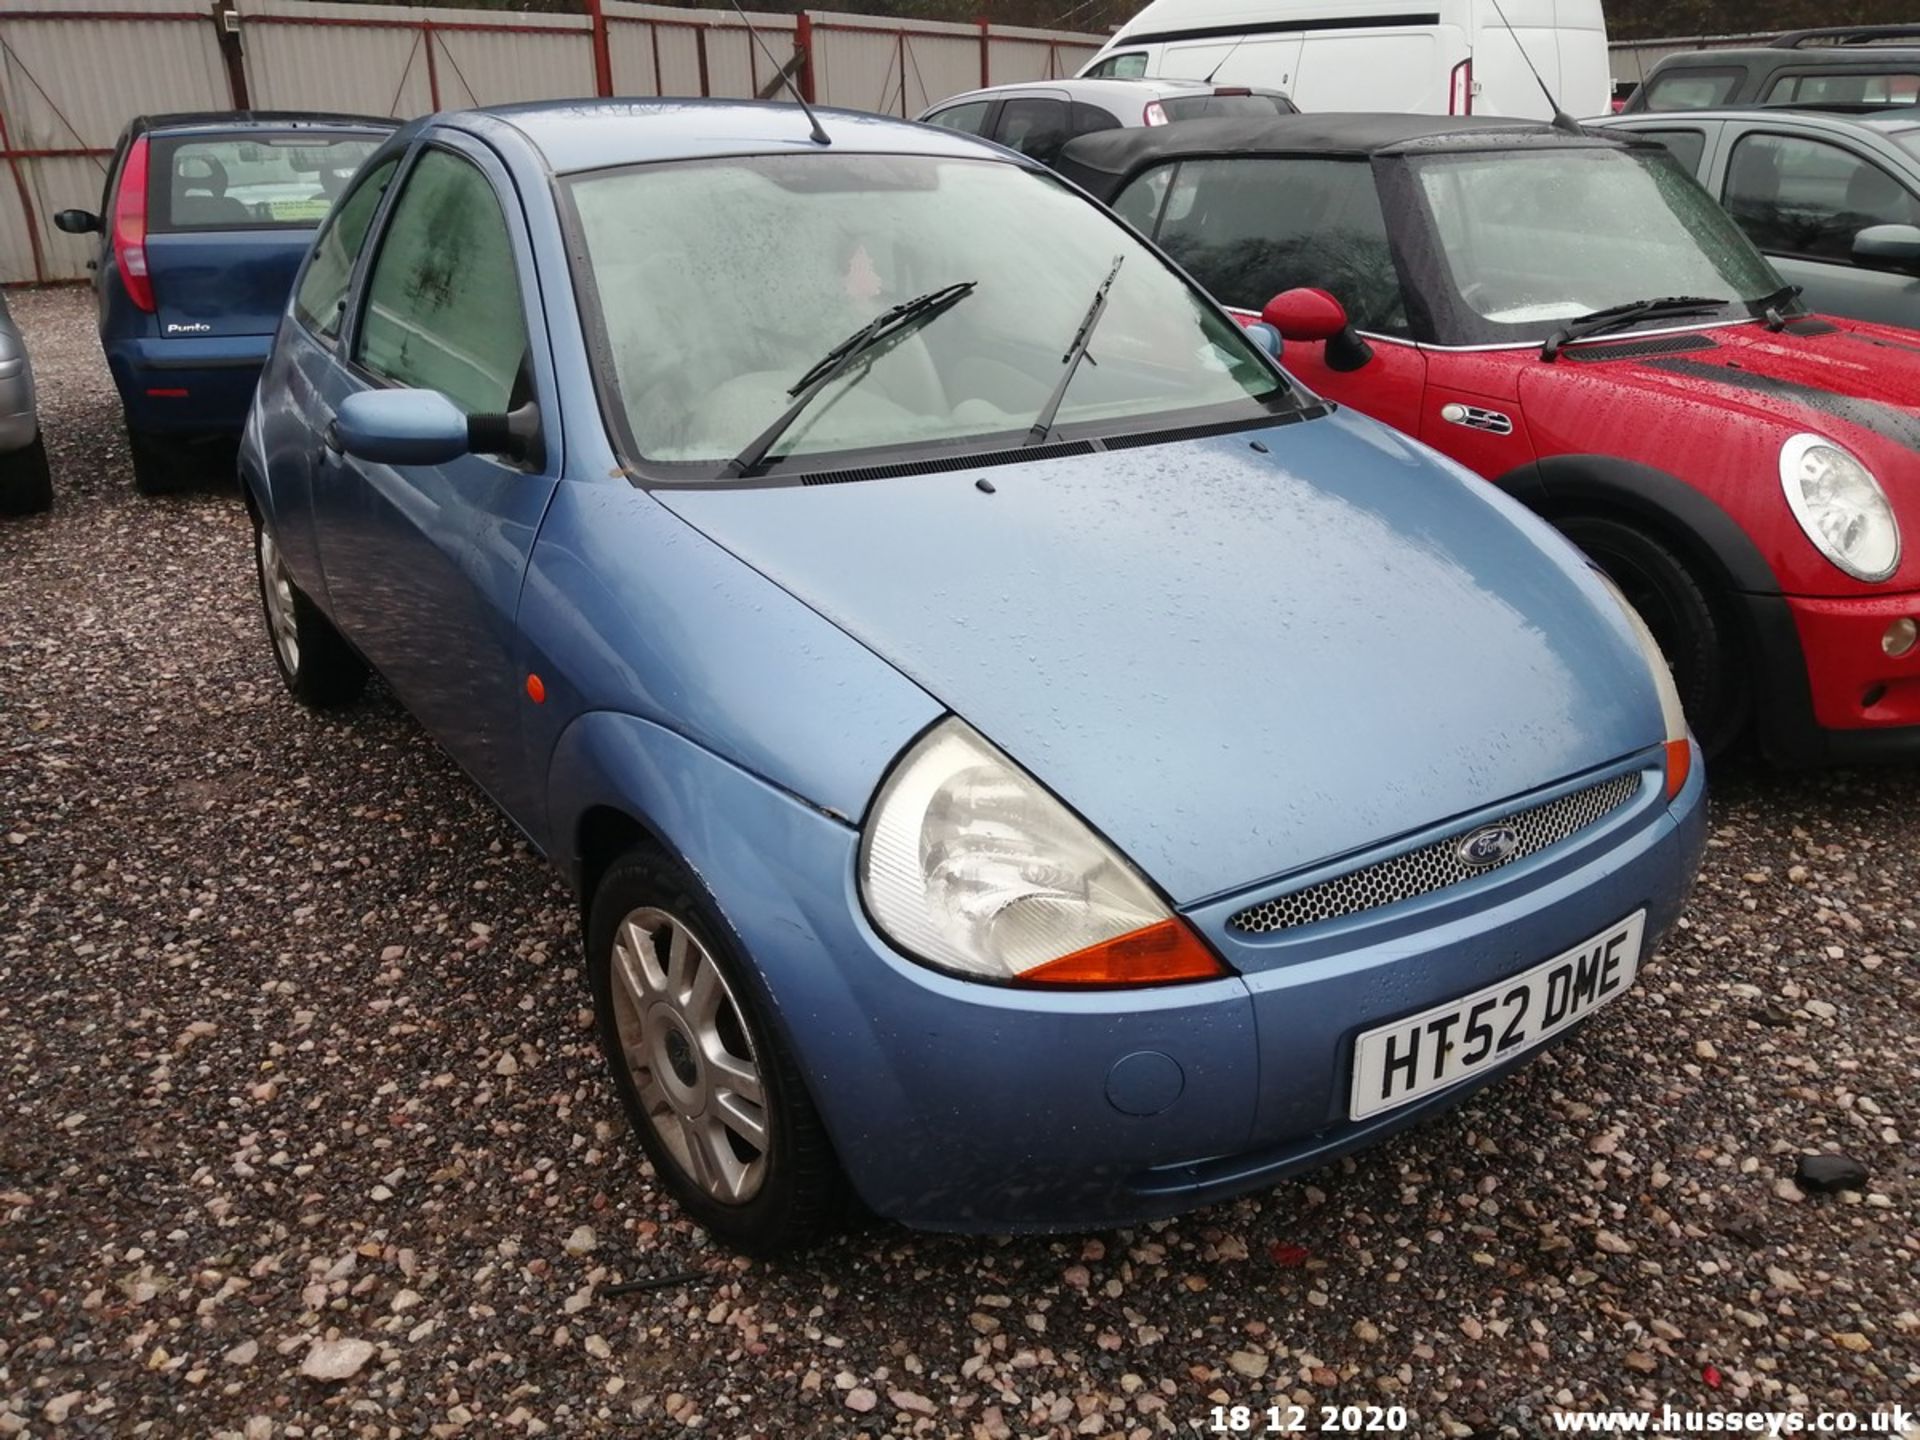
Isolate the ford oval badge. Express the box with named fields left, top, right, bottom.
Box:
left=1456, top=823, right=1520, bottom=869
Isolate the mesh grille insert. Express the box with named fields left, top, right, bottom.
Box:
left=1228, top=772, right=1644, bottom=935
left=1565, top=332, right=1717, bottom=362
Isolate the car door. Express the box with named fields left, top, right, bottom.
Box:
left=310, top=134, right=562, bottom=828
left=1717, top=127, right=1920, bottom=327
left=1114, top=155, right=1427, bottom=434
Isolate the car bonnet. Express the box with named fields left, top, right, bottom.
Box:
left=652, top=410, right=1663, bottom=907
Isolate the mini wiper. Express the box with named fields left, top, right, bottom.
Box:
left=1540, top=295, right=1729, bottom=361
left=1026, top=254, right=1123, bottom=446
left=1752, top=282, right=1805, bottom=332
left=723, top=281, right=976, bottom=478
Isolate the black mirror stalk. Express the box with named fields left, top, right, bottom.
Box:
left=467, top=402, right=543, bottom=468
left=1325, top=327, right=1374, bottom=373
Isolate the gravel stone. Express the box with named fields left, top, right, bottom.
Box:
left=2, top=288, right=1917, bottom=1435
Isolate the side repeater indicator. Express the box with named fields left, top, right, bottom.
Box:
left=1440, top=402, right=1514, bottom=436
left=525, top=674, right=546, bottom=704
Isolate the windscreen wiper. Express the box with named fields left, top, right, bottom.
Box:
left=1541, top=295, right=1729, bottom=361
left=723, top=281, right=976, bottom=478
left=1025, top=254, right=1124, bottom=446
left=1752, top=282, right=1805, bottom=332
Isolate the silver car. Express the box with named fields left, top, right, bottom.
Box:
left=1596, top=107, right=1920, bottom=330
left=918, top=77, right=1296, bottom=170
left=0, top=289, right=48, bottom=515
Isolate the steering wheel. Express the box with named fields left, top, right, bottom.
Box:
left=178, top=152, right=230, bottom=198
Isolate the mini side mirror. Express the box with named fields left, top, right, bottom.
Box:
left=1260, top=287, right=1374, bottom=372
left=53, top=208, right=101, bottom=235
left=334, top=389, right=472, bottom=466
left=1853, top=222, right=1920, bottom=273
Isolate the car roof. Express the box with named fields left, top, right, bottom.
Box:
left=1647, top=45, right=1920, bottom=71
left=449, top=98, right=1030, bottom=176
left=1600, top=106, right=1920, bottom=139
left=1055, top=112, right=1638, bottom=186
left=135, top=110, right=398, bottom=136
left=926, top=76, right=1290, bottom=108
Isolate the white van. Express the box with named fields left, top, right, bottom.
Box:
left=1078, top=0, right=1611, bottom=121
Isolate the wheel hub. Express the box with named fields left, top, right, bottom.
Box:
left=607, top=906, right=770, bottom=1205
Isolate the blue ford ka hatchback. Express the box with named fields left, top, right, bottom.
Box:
left=241, top=99, right=1707, bottom=1251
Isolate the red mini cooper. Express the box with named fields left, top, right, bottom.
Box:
left=1060, top=114, right=1920, bottom=765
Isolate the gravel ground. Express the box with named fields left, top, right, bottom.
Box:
left=1, top=285, right=1916, bottom=1440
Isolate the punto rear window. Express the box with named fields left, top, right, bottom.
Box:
left=148, top=131, right=382, bottom=233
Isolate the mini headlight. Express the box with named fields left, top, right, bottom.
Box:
left=1590, top=569, right=1692, bottom=799
left=860, top=718, right=1225, bottom=986
left=1780, top=433, right=1900, bottom=583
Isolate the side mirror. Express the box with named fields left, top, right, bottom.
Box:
left=1852, top=223, right=1920, bottom=273
left=53, top=209, right=101, bottom=235
left=333, top=388, right=543, bottom=468
left=1261, top=287, right=1374, bottom=372
left=333, top=389, right=472, bottom=466
left=1244, top=320, right=1282, bottom=359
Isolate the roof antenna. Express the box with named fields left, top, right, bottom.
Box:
left=1484, top=0, right=1582, bottom=133
left=1201, top=31, right=1251, bottom=84
left=725, top=0, right=831, bottom=145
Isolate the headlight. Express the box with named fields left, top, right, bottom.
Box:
left=1590, top=569, right=1692, bottom=800
left=1780, top=433, right=1900, bottom=583
left=860, top=718, right=1225, bottom=986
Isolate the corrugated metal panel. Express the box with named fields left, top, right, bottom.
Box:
left=603, top=3, right=795, bottom=101
left=432, top=27, right=595, bottom=107
left=23, top=155, right=108, bottom=280
left=0, top=7, right=227, bottom=150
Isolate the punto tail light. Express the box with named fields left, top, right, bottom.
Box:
left=113, top=135, right=155, bottom=314
left=1449, top=58, right=1473, bottom=114
left=860, top=717, right=1229, bottom=987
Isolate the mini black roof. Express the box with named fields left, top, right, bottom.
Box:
left=1055, top=113, right=1639, bottom=197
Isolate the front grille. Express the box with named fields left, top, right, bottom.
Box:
left=1227, top=772, right=1643, bottom=935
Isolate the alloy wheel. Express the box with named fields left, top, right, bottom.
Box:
left=258, top=526, right=300, bottom=676
left=608, top=906, right=770, bottom=1204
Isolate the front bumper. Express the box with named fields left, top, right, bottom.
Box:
left=106, top=333, right=271, bottom=437
left=1744, top=590, right=1920, bottom=765
left=751, top=745, right=1706, bottom=1232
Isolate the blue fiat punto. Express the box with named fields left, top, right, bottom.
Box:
left=241, top=98, right=1706, bottom=1252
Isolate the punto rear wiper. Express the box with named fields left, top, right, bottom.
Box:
left=1541, top=295, right=1729, bottom=361
left=724, top=281, right=976, bottom=478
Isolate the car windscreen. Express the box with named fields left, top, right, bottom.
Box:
left=1157, top=94, right=1296, bottom=121
left=1401, top=147, right=1782, bottom=345
left=562, top=152, right=1291, bottom=480
left=149, top=132, right=382, bottom=232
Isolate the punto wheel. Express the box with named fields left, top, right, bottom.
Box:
left=587, top=849, right=844, bottom=1253
left=1559, top=514, right=1748, bottom=757
left=0, top=433, right=51, bottom=516
left=251, top=510, right=366, bottom=708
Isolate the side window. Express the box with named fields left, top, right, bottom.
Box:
left=995, top=98, right=1071, bottom=164
left=1633, top=128, right=1707, bottom=176
left=1138, top=157, right=1409, bottom=334
left=1112, top=163, right=1173, bottom=235
left=925, top=101, right=991, bottom=135
left=293, top=156, right=399, bottom=343
left=1766, top=71, right=1920, bottom=106
left=1086, top=52, right=1147, bottom=79
left=1643, top=67, right=1744, bottom=110
left=1723, top=132, right=1920, bottom=262
left=354, top=149, right=528, bottom=416
left=1070, top=102, right=1122, bottom=137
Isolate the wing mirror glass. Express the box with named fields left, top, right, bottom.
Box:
left=1260, top=287, right=1374, bottom=372
left=333, top=389, right=541, bottom=468
left=54, top=209, right=101, bottom=235
left=1853, top=222, right=1920, bottom=273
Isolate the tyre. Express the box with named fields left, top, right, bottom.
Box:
left=0, top=432, right=51, bottom=515
left=587, top=848, right=845, bottom=1254
left=252, top=509, right=367, bottom=708
left=128, top=427, right=186, bottom=495
left=1557, top=514, right=1748, bottom=757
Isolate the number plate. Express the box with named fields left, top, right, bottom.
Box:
left=1349, top=911, right=1646, bottom=1121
